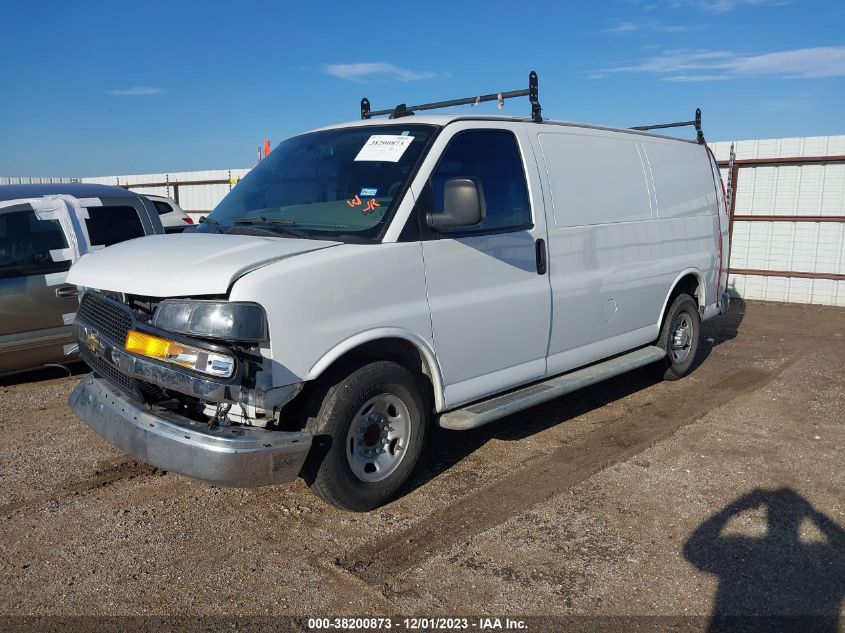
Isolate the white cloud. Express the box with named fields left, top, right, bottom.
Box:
left=605, top=19, right=692, bottom=33
left=607, top=21, right=640, bottom=33
left=323, top=63, right=435, bottom=82
left=685, top=0, right=788, bottom=12
left=730, top=47, right=845, bottom=77
left=662, top=74, right=731, bottom=81
left=628, top=0, right=788, bottom=11
left=608, top=49, right=735, bottom=73
left=107, top=86, right=163, bottom=96
left=603, top=46, right=845, bottom=80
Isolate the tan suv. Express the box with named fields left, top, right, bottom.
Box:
left=0, top=183, right=163, bottom=377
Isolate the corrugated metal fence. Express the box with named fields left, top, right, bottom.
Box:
left=710, top=136, right=844, bottom=306
left=4, top=134, right=844, bottom=306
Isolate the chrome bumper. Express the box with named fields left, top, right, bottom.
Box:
left=69, top=374, right=312, bottom=487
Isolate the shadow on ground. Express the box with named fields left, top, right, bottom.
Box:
left=685, top=488, right=845, bottom=633
left=0, top=360, right=87, bottom=387
left=408, top=298, right=747, bottom=495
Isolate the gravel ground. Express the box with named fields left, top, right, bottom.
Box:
left=0, top=300, right=842, bottom=627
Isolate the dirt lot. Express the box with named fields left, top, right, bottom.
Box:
left=0, top=300, right=843, bottom=625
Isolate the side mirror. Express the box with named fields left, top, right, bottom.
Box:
left=426, top=178, right=485, bottom=229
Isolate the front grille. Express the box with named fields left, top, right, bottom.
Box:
left=138, top=381, right=167, bottom=400
left=80, top=345, right=143, bottom=400
left=77, top=292, right=133, bottom=347
left=77, top=292, right=142, bottom=400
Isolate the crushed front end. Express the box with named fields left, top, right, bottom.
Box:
left=68, top=290, right=311, bottom=486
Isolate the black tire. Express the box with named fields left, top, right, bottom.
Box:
left=301, top=361, right=430, bottom=512
left=649, top=293, right=701, bottom=381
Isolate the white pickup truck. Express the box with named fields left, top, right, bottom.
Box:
left=67, top=75, right=730, bottom=510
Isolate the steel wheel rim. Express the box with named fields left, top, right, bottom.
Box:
left=346, top=393, right=412, bottom=483
left=670, top=312, right=693, bottom=364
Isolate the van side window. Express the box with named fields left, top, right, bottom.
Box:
left=85, top=205, right=145, bottom=247
left=431, top=130, right=531, bottom=234
left=0, top=209, right=71, bottom=280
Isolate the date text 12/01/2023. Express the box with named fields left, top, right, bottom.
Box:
left=307, top=617, right=528, bottom=630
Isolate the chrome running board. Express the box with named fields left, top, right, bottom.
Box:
left=438, top=345, right=666, bottom=431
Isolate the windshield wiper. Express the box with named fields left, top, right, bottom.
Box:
left=198, top=216, right=222, bottom=232
left=231, top=216, right=309, bottom=239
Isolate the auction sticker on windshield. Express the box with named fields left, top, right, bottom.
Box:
left=354, top=135, right=414, bottom=162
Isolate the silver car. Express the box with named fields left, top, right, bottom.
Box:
left=0, top=183, right=163, bottom=377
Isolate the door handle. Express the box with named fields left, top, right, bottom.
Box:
left=55, top=284, right=78, bottom=299
left=535, top=238, right=547, bottom=275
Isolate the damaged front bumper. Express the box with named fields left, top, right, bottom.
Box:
left=74, top=290, right=302, bottom=412
left=69, top=374, right=312, bottom=486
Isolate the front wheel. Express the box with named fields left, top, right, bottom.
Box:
left=302, top=361, right=430, bottom=511
left=650, top=293, right=701, bottom=380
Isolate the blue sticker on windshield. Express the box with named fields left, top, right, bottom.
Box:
left=359, top=187, right=379, bottom=197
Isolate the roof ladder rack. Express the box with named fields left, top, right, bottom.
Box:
left=631, top=108, right=705, bottom=144
left=360, top=71, right=542, bottom=123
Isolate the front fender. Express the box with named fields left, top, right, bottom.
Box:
left=307, top=328, right=445, bottom=412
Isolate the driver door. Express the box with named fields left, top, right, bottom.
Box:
left=417, top=123, right=551, bottom=408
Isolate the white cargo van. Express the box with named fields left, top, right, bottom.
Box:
left=67, top=73, right=730, bottom=510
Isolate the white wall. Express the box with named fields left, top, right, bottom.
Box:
left=81, top=168, right=252, bottom=221
left=710, top=135, right=845, bottom=307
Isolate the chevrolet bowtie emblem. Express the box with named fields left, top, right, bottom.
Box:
left=85, top=330, right=100, bottom=353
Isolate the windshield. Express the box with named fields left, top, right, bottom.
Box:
left=205, top=125, right=436, bottom=241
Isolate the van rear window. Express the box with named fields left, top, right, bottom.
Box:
left=85, top=205, right=145, bottom=247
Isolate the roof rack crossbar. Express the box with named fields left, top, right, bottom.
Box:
left=630, top=108, right=705, bottom=144
left=360, top=71, right=542, bottom=123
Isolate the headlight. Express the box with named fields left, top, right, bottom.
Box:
left=152, top=300, right=268, bottom=342
left=125, top=330, right=235, bottom=378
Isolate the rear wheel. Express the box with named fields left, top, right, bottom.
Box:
left=302, top=361, right=429, bottom=511
left=650, top=293, right=701, bottom=380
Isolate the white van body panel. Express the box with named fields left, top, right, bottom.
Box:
left=421, top=229, right=550, bottom=408
left=531, top=125, right=720, bottom=378
left=68, top=233, right=339, bottom=296
left=228, top=242, right=433, bottom=391
left=405, top=120, right=552, bottom=408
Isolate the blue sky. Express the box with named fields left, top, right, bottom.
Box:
left=1, top=0, right=843, bottom=176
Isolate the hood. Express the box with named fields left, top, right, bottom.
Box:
left=67, top=232, right=340, bottom=297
